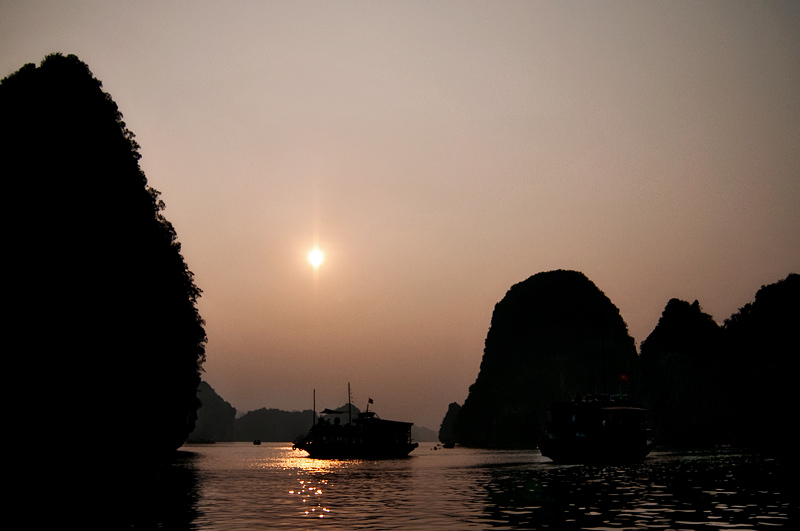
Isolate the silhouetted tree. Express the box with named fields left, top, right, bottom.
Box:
left=639, top=299, right=725, bottom=446
left=2, top=54, right=206, bottom=462
left=454, top=270, right=638, bottom=448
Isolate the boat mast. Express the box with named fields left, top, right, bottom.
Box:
left=348, top=382, right=352, bottom=425
left=313, top=389, right=316, bottom=427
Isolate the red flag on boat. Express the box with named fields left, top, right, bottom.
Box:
left=368, top=398, right=374, bottom=404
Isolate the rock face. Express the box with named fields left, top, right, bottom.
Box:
left=721, top=273, right=798, bottom=451
left=189, top=381, right=237, bottom=442
left=438, top=402, right=462, bottom=444
left=638, top=273, right=797, bottom=451
left=640, top=299, right=726, bottom=446
left=3, top=54, right=206, bottom=461
left=454, top=270, right=638, bottom=448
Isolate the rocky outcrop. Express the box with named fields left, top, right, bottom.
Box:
left=189, top=381, right=236, bottom=442
left=640, top=299, right=725, bottom=446
left=4, top=54, right=206, bottom=461
left=454, top=270, right=638, bottom=448
left=438, top=402, right=461, bottom=444
left=234, top=408, right=316, bottom=442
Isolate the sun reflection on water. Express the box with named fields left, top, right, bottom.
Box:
left=248, top=444, right=368, bottom=521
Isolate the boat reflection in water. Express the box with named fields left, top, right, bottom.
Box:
left=293, top=384, right=419, bottom=459
left=539, top=394, right=654, bottom=464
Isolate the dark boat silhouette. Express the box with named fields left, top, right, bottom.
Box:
left=539, top=394, right=654, bottom=464
left=293, top=384, right=419, bottom=459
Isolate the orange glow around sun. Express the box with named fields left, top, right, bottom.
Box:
left=308, top=247, right=324, bottom=269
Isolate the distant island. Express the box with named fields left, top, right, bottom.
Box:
left=189, top=383, right=438, bottom=443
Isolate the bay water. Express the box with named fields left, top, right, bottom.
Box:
left=127, top=442, right=794, bottom=529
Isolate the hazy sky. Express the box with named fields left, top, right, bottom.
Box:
left=4, top=1, right=799, bottom=429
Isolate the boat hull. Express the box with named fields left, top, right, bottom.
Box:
left=539, top=435, right=654, bottom=464
left=297, top=441, right=418, bottom=460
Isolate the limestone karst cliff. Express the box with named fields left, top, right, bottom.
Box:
left=454, top=270, right=637, bottom=448
left=4, top=54, right=206, bottom=460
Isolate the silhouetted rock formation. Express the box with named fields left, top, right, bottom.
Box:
left=438, top=402, right=462, bottom=444
left=638, top=273, right=797, bottom=451
left=189, top=381, right=236, bottom=443
left=234, top=408, right=316, bottom=442
left=722, top=273, right=798, bottom=452
left=3, top=54, right=206, bottom=462
left=454, top=270, right=638, bottom=448
left=224, top=400, right=437, bottom=443
left=411, top=425, right=438, bottom=442
left=640, top=299, right=726, bottom=446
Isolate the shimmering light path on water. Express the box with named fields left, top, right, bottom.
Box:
left=155, top=443, right=794, bottom=530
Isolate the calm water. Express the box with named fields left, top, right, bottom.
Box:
left=126, top=443, right=795, bottom=529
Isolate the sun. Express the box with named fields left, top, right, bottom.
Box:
left=308, top=247, right=324, bottom=270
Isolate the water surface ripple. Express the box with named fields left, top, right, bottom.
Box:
left=145, top=443, right=794, bottom=529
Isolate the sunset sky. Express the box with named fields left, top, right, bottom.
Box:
left=4, top=1, right=798, bottom=429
